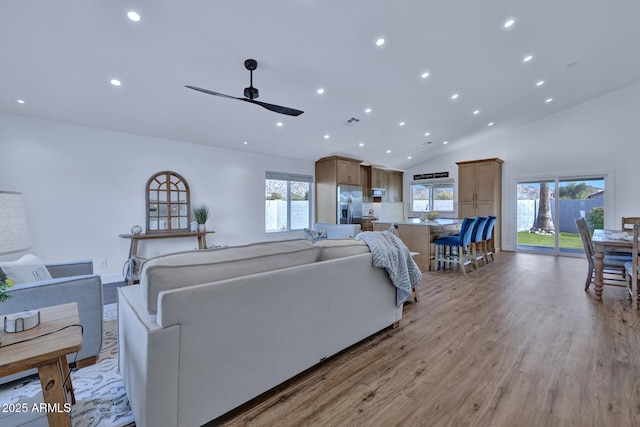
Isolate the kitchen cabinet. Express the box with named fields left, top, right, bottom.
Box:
left=370, top=167, right=386, bottom=189
left=361, top=166, right=403, bottom=202
left=315, top=156, right=362, bottom=224
left=456, top=158, right=503, bottom=251
left=336, top=158, right=361, bottom=185
left=386, top=171, right=403, bottom=202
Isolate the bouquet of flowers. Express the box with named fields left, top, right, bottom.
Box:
left=0, top=269, right=14, bottom=302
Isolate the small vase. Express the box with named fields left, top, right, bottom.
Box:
left=198, top=223, right=206, bottom=232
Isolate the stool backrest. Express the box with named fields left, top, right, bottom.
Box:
left=483, top=216, right=497, bottom=240
left=472, top=217, right=489, bottom=243
left=461, top=217, right=479, bottom=247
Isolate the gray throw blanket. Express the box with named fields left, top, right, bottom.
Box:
left=355, top=230, right=423, bottom=306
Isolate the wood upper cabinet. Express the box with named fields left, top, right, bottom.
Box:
left=386, top=171, right=403, bottom=202
left=370, top=167, right=386, bottom=189
left=315, top=156, right=362, bottom=224
left=456, top=158, right=503, bottom=249
left=336, top=158, right=361, bottom=185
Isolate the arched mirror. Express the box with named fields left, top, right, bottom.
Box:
left=146, top=171, right=190, bottom=232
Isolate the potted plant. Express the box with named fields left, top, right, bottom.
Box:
left=193, top=204, right=210, bottom=232
left=0, top=269, right=13, bottom=303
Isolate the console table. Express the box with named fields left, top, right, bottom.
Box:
left=120, top=230, right=216, bottom=259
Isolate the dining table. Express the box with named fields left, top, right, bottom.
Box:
left=591, top=229, right=636, bottom=309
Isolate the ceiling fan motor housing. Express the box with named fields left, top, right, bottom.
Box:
left=244, top=86, right=259, bottom=99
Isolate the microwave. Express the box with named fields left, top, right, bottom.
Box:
left=371, top=188, right=386, bottom=197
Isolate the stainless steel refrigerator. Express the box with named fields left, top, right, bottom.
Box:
left=337, top=185, right=363, bottom=225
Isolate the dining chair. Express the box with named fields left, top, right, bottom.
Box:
left=432, top=217, right=478, bottom=275
left=624, top=222, right=639, bottom=309
left=470, top=216, right=489, bottom=268
left=575, top=218, right=630, bottom=291
left=622, top=217, right=640, bottom=233
left=481, top=216, right=498, bottom=262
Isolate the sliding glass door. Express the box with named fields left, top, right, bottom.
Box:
left=516, top=177, right=605, bottom=255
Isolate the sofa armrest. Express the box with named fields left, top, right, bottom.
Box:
left=46, top=259, right=94, bottom=278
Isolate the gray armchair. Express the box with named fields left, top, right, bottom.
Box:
left=0, top=259, right=103, bottom=385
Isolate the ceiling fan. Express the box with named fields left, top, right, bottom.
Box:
left=186, top=59, right=304, bottom=117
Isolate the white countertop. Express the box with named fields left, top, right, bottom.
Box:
left=373, top=218, right=463, bottom=226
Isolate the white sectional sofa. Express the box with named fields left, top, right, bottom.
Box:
left=117, top=238, right=402, bottom=427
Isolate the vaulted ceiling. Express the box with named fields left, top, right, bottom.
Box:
left=2, top=1, right=640, bottom=169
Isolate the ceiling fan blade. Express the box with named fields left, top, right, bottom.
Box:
left=243, top=98, right=305, bottom=116
left=186, top=85, right=304, bottom=116
left=185, top=85, right=240, bottom=100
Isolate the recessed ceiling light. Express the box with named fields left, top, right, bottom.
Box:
left=504, top=18, right=515, bottom=28
left=17, top=99, right=25, bottom=104
left=399, top=121, right=405, bottom=127
left=451, top=93, right=459, bottom=100
left=127, top=11, right=141, bottom=22
left=365, top=107, right=372, bottom=113
left=316, top=88, right=325, bottom=95
left=421, top=72, right=430, bottom=79
left=523, top=55, right=533, bottom=62
left=324, top=134, right=330, bottom=139
left=110, top=79, right=122, bottom=86
left=407, top=156, right=412, bottom=160
left=243, top=141, right=248, bottom=145
left=386, top=150, right=391, bottom=154
left=536, top=80, right=545, bottom=86
left=276, top=122, right=283, bottom=127
left=488, top=122, right=494, bottom=126
left=424, top=132, right=430, bottom=136
left=359, top=143, right=365, bottom=147
left=443, top=141, right=448, bottom=145
left=546, top=98, right=553, bottom=103
left=473, top=110, right=480, bottom=115
left=376, top=38, right=385, bottom=46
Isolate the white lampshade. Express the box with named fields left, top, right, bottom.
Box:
left=379, top=202, right=406, bottom=223
left=0, top=191, right=31, bottom=254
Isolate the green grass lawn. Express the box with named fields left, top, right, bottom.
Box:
left=517, top=231, right=584, bottom=250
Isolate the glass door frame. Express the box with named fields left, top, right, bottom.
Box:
left=511, top=170, right=615, bottom=256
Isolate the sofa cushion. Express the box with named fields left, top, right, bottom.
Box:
left=141, top=239, right=320, bottom=314
left=313, top=238, right=370, bottom=261
left=0, top=254, right=53, bottom=284
left=314, top=223, right=362, bottom=239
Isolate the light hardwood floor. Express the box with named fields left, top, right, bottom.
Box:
left=214, top=252, right=640, bottom=427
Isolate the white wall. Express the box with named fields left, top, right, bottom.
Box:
left=0, top=113, right=314, bottom=281
left=405, top=80, right=640, bottom=251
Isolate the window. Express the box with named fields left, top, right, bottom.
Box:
left=146, top=171, right=190, bottom=232
left=410, top=179, right=454, bottom=213
left=265, top=172, right=313, bottom=233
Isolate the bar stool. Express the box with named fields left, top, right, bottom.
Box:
left=482, top=216, right=498, bottom=262
left=432, top=217, right=478, bottom=275
left=470, top=216, right=489, bottom=268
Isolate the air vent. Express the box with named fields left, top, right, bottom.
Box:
left=344, top=117, right=360, bottom=126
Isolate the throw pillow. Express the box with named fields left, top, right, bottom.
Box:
left=0, top=254, right=53, bottom=284
left=303, top=228, right=327, bottom=242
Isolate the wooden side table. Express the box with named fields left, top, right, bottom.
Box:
left=120, top=230, right=217, bottom=258
left=0, top=303, right=82, bottom=427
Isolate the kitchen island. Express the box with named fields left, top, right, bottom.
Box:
left=373, top=218, right=463, bottom=272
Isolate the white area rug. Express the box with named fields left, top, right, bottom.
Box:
left=0, top=303, right=135, bottom=427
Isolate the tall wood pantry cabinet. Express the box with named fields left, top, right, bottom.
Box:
left=457, top=158, right=503, bottom=251
left=315, top=156, right=362, bottom=224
